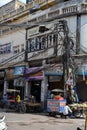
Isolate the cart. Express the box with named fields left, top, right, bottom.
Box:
left=47, top=99, right=66, bottom=116
left=23, top=101, right=41, bottom=112
left=69, top=103, right=87, bottom=118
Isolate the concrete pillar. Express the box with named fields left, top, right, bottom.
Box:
left=24, top=81, right=30, bottom=98
left=41, top=76, right=48, bottom=110
left=41, top=60, right=48, bottom=110
left=3, top=80, right=8, bottom=95
left=25, top=81, right=28, bottom=97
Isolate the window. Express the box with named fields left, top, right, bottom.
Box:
left=21, top=44, right=24, bottom=52
left=36, top=37, right=40, bottom=50
left=28, top=34, right=54, bottom=52
left=30, top=39, right=36, bottom=51
left=0, top=43, right=11, bottom=54
left=47, top=34, right=53, bottom=47
left=13, top=45, right=20, bottom=54
left=29, top=37, right=41, bottom=52
left=41, top=37, right=45, bottom=49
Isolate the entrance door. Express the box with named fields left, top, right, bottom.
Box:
left=31, top=81, right=41, bottom=102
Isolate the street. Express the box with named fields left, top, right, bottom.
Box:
left=0, top=109, right=85, bottom=130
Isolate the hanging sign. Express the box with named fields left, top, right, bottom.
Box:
left=14, top=66, right=25, bottom=76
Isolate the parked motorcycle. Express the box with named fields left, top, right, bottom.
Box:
left=0, top=115, right=8, bottom=130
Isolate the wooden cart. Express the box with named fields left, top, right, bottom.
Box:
left=23, top=101, right=41, bottom=112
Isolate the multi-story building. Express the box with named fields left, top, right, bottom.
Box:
left=0, top=0, right=87, bottom=108
left=0, top=0, right=27, bottom=100
left=26, top=0, right=87, bottom=104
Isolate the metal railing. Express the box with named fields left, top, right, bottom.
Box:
left=0, top=1, right=87, bottom=36
left=0, top=0, right=56, bottom=22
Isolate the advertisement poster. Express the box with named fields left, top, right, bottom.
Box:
left=14, top=66, right=25, bottom=75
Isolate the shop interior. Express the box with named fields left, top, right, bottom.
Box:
left=48, top=75, right=63, bottom=91
left=77, top=81, right=87, bottom=102
left=30, top=80, right=41, bottom=103
left=8, top=80, right=24, bottom=100
left=0, top=79, right=4, bottom=99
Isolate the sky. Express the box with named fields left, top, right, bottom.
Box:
left=0, top=0, right=26, bottom=7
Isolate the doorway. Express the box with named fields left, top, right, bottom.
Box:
left=30, top=81, right=41, bottom=102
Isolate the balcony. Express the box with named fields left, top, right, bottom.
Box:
left=62, top=5, right=77, bottom=14
left=81, top=2, right=87, bottom=12
left=39, top=0, right=56, bottom=10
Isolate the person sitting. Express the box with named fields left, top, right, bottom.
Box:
left=54, top=94, right=60, bottom=100
left=58, top=93, right=64, bottom=100
left=54, top=93, right=64, bottom=100
left=63, top=103, right=72, bottom=118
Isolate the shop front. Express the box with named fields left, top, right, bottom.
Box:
left=5, top=66, right=25, bottom=100
left=45, top=64, right=63, bottom=92
left=25, top=67, right=44, bottom=103
left=14, top=77, right=25, bottom=100
left=76, top=63, right=87, bottom=102
left=0, top=70, right=5, bottom=99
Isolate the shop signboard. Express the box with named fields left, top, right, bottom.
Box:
left=14, top=66, right=25, bottom=76
left=25, top=67, right=44, bottom=81
left=14, top=78, right=25, bottom=87
left=26, top=71, right=44, bottom=81
left=45, top=64, right=63, bottom=77
left=47, top=99, right=66, bottom=113
left=49, top=76, right=62, bottom=82
left=25, top=67, right=43, bottom=74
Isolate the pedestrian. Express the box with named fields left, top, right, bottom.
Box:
left=15, top=93, right=21, bottom=112
left=16, top=93, right=21, bottom=103
left=63, top=103, right=72, bottom=118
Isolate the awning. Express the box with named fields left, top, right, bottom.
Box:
left=45, top=64, right=63, bottom=76
left=78, top=72, right=87, bottom=76
left=7, top=89, right=20, bottom=93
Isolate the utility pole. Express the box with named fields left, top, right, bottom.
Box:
left=63, top=21, right=71, bottom=97
left=54, top=20, right=71, bottom=97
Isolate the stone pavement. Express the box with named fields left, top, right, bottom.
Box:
left=0, top=108, right=86, bottom=130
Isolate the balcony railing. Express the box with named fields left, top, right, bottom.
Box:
left=62, top=5, right=77, bottom=14
left=0, top=0, right=56, bottom=22
left=0, top=1, right=87, bottom=36
left=81, top=3, right=87, bottom=11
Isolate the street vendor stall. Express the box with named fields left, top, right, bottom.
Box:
left=69, top=103, right=87, bottom=118
left=23, top=95, right=41, bottom=112
left=23, top=101, right=41, bottom=112
left=47, top=99, right=66, bottom=116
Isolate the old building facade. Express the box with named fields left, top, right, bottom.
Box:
left=0, top=0, right=87, bottom=108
